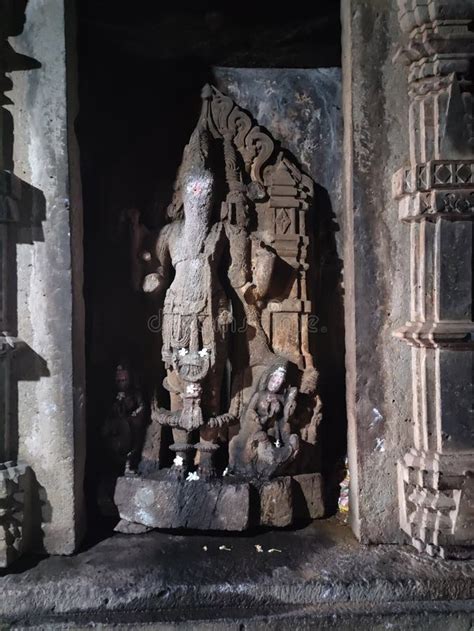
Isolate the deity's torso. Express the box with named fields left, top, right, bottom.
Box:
left=163, top=220, right=226, bottom=317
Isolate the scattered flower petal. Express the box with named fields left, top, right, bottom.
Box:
left=254, top=544, right=263, bottom=553
left=202, top=545, right=208, bottom=551
left=219, top=545, right=231, bottom=551
left=268, top=548, right=282, bottom=553
left=186, top=471, right=200, bottom=481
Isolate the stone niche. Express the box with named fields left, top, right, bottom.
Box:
left=93, top=74, right=343, bottom=533
left=2, top=0, right=471, bottom=576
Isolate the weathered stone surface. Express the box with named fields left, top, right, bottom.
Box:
left=115, top=475, right=250, bottom=531
left=214, top=69, right=342, bottom=225
left=0, top=519, right=473, bottom=628
left=8, top=0, right=86, bottom=554
left=293, top=472, right=324, bottom=519
left=341, top=0, right=412, bottom=544
left=260, top=477, right=293, bottom=527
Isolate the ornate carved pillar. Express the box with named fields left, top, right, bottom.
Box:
left=394, top=0, right=474, bottom=558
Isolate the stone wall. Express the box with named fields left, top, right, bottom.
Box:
left=342, top=0, right=413, bottom=543
left=8, top=0, right=85, bottom=555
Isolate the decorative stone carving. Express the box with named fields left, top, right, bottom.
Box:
left=394, top=0, right=474, bottom=558
left=228, top=361, right=300, bottom=480
left=114, top=85, right=323, bottom=531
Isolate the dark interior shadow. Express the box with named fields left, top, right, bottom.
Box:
left=312, top=183, right=346, bottom=515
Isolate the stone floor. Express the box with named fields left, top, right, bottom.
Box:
left=1, top=518, right=473, bottom=629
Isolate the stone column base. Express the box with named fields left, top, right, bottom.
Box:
left=398, top=449, right=474, bottom=559
left=0, top=462, right=32, bottom=567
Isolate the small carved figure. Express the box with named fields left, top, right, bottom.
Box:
left=102, top=362, right=146, bottom=475
left=229, top=361, right=300, bottom=479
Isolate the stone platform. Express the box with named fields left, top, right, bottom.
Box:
left=0, top=518, right=473, bottom=629
left=114, top=472, right=324, bottom=531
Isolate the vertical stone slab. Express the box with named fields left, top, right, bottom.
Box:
left=341, top=0, right=413, bottom=543
left=8, top=0, right=85, bottom=554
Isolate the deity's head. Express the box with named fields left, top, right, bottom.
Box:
left=182, top=171, right=214, bottom=208
left=167, top=104, right=215, bottom=222
left=115, top=363, right=131, bottom=392
left=265, top=363, right=288, bottom=394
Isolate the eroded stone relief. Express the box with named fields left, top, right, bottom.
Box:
left=114, top=85, right=324, bottom=531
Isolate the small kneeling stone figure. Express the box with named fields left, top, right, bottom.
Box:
left=229, top=360, right=300, bottom=480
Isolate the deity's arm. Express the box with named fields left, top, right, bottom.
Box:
left=245, top=391, right=259, bottom=412
left=252, top=243, right=278, bottom=300
left=283, top=387, right=298, bottom=423
left=143, top=224, right=172, bottom=294
left=223, top=222, right=251, bottom=289
left=224, top=221, right=280, bottom=300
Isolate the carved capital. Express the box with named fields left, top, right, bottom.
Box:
left=397, top=0, right=474, bottom=82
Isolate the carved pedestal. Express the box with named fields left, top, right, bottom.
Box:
left=394, top=0, right=474, bottom=558
left=114, top=472, right=323, bottom=532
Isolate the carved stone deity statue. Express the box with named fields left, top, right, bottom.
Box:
left=102, top=362, right=146, bottom=474
left=141, top=90, right=234, bottom=479
left=228, top=360, right=300, bottom=479
left=114, top=85, right=324, bottom=532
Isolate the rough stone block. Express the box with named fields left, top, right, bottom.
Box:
left=293, top=472, right=325, bottom=519
left=115, top=476, right=250, bottom=531
left=259, top=477, right=293, bottom=527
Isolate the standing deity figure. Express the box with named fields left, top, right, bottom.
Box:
left=143, top=91, right=232, bottom=479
